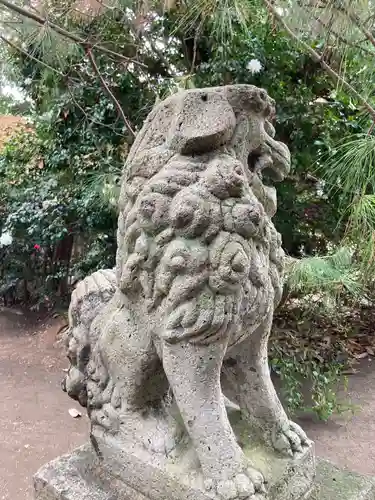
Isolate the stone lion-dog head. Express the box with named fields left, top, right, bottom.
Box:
left=116, top=85, right=290, bottom=347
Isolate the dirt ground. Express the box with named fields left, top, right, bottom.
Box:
left=0, top=308, right=87, bottom=500
left=1, top=308, right=375, bottom=500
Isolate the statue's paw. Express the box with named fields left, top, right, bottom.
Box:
left=272, top=419, right=309, bottom=457
left=205, top=468, right=266, bottom=499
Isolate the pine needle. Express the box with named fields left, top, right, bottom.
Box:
left=173, top=0, right=254, bottom=40
left=322, top=134, right=375, bottom=200
left=286, top=247, right=363, bottom=307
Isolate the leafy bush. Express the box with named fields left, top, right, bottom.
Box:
left=0, top=120, right=118, bottom=307
left=0, top=5, right=359, bottom=305
left=270, top=352, right=354, bottom=421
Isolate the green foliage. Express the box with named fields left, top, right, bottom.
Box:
left=320, top=134, right=375, bottom=279
left=0, top=114, right=118, bottom=306
left=0, top=92, right=14, bottom=113
left=0, top=1, right=359, bottom=308
left=285, top=247, right=365, bottom=311
left=270, top=352, right=355, bottom=420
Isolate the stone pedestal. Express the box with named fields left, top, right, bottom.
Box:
left=89, top=413, right=316, bottom=500
left=34, top=443, right=375, bottom=500
left=35, top=415, right=316, bottom=500
left=311, top=460, right=375, bottom=500
left=34, top=442, right=314, bottom=500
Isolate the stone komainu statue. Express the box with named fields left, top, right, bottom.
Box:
left=64, top=85, right=309, bottom=500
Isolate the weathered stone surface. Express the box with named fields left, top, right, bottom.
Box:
left=310, top=459, right=375, bottom=500
left=95, top=414, right=315, bottom=500
left=34, top=436, right=314, bottom=500
left=52, top=85, right=314, bottom=499
left=34, top=444, right=147, bottom=500
left=34, top=444, right=375, bottom=500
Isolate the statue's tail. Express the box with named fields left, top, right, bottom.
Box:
left=62, top=269, right=117, bottom=407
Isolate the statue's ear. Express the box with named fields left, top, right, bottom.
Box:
left=167, top=90, right=236, bottom=155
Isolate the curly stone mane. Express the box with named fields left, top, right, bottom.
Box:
left=63, top=269, right=117, bottom=406
left=116, top=85, right=288, bottom=346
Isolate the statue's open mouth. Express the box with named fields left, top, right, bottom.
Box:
left=247, top=137, right=290, bottom=185
left=265, top=136, right=290, bottom=182
left=247, top=132, right=290, bottom=216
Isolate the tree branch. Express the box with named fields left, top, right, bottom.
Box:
left=0, top=0, right=147, bottom=68
left=85, top=48, right=136, bottom=137
left=264, top=0, right=375, bottom=121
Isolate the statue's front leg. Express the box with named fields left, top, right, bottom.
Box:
left=226, top=315, right=309, bottom=457
left=162, top=338, right=265, bottom=499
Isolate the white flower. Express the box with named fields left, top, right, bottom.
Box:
left=309, top=97, right=328, bottom=105
left=316, top=180, right=328, bottom=199
left=247, top=59, right=263, bottom=74
left=0, top=231, right=13, bottom=247
left=24, top=77, right=32, bottom=85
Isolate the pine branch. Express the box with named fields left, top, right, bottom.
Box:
left=312, top=14, right=374, bottom=56
left=307, top=0, right=375, bottom=49
left=85, top=48, right=136, bottom=138
left=91, top=0, right=114, bottom=10
left=364, top=14, right=375, bottom=28
left=263, top=0, right=375, bottom=121
left=342, top=8, right=375, bottom=50
left=0, top=0, right=147, bottom=68
left=0, top=34, right=65, bottom=76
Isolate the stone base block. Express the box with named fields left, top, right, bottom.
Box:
left=94, top=433, right=315, bottom=500
left=34, top=444, right=375, bottom=500
left=310, top=459, right=375, bottom=500
left=84, top=411, right=315, bottom=500
left=34, top=444, right=147, bottom=500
